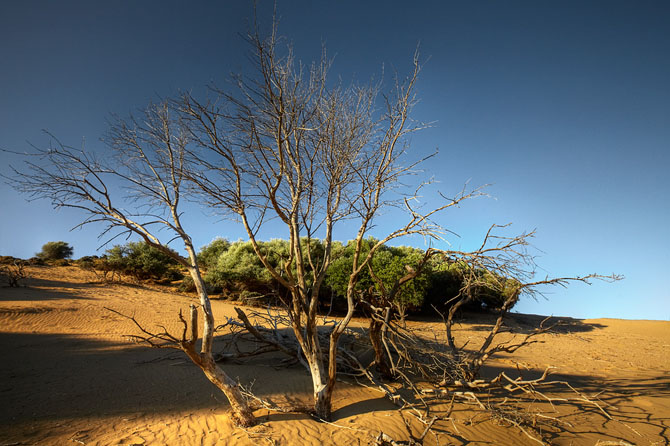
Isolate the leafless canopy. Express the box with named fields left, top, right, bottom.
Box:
left=10, top=102, right=257, bottom=426
left=176, top=22, right=483, bottom=420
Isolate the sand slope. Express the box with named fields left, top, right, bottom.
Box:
left=1, top=266, right=668, bottom=445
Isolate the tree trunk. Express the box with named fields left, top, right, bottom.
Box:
left=309, top=342, right=335, bottom=421
left=369, top=318, right=394, bottom=380
left=302, top=337, right=332, bottom=420
left=183, top=268, right=257, bottom=427
left=182, top=345, right=256, bottom=427
left=313, top=384, right=333, bottom=421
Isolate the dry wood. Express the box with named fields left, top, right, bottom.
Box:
left=178, top=20, right=486, bottom=419
left=106, top=305, right=255, bottom=426
left=0, top=260, right=27, bottom=287
left=372, top=412, right=438, bottom=446
left=10, top=101, right=256, bottom=426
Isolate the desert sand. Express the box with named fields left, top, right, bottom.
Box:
left=1, top=266, right=668, bottom=445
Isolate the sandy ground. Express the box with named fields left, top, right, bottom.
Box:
left=0, top=266, right=668, bottom=445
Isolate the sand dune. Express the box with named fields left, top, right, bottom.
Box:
left=1, top=266, right=668, bottom=445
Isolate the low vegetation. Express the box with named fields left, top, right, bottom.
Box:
left=36, top=241, right=73, bottom=261
left=187, top=238, right=513, bottom=316
left=68, top=237, right=510, bottom=318
left=0, top=256, right=28, bottom=287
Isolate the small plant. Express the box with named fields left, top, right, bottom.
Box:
left=0, top=256, right=19, bottom=265
left=26, top=257, right=46, bottom=266
left=36, top=241, right=73, bottom=261
left=0, top=260, right=28, bottom=287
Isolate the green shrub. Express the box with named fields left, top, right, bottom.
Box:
left=423, top=260, right=518, bottom=313
left=178, top=275, right=196, bottom=293
left=211, top=239, right=291, bottom=295
left=197, top=238, right=231, bottom=270
left=36, top=241, right=73, bottom=261
left=104, top=242, right=183, bottom=282
left=239, top=290, right=266, bottom=307
left=422, top=262, right=464, bottom=310
left=74, top=256, right=98, bottom=269
left=325, top=238, right=431, bottom=311
left=193, top=236, right=518, bottom=315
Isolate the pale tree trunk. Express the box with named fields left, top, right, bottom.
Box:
left=181, top=334, right=256, bottom=426
left=295, top=328, right=333, bottom=420
left=315, top=277, right=359, bottom=420
left=307, top=348, right=331, bottom=420
left=291, top=306, right=332, bottom=419
left=183, top=264, right=256, bottom=427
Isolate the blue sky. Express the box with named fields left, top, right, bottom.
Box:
left=1, top=1, right=668, bottom=320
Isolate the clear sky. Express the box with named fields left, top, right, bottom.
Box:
left=1, top=1, right=668, bottom=320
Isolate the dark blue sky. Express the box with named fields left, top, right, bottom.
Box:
left=2, top=1, right=668, bottom=320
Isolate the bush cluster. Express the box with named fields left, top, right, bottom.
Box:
left=193, top=237, right=516, bottom=314
left=66, top=237, right=515, bottom=313
left=99, top=242, right=182, bottom=283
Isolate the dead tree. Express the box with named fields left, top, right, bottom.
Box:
left=9, top=102, right=256, bottom=426
left=348, top=226, right=621, bottom=444
left=363, top=248, right=437, bottom=380
left=360, top=226, right=620, bottom=388
left=179, top=23, right=481, bottom=420
left=437, top=225, right=622, bottom=383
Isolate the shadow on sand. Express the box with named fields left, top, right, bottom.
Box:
left=0, top=275, right=102, bottom=301
left=1, top=327, right=668, bottom=444
left=453, top=311, right=608, bottom=334
left=0, top=332, right=277, bottom=426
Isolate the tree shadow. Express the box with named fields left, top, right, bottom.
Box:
left=420, top=364, right=670, bottom=445
left=1, top=326, right=667, bottom=445
left=332, top=396, right=396, bottom=420
left=456, top=311, right=608, bottom=334
left=0, top=284, right=93, bottom=302
left=0, top=331, right=274, bottom=427
left=540, top=371, right=670, bottom=444
left=0, top=275, right=167, bottom=302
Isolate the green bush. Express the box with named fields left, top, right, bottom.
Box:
left=208, top=239, right=292, bottom=295
left=193, top=236, right=518, bottom=315
left=423, top=260, right=519, bottom=313
left=325, top=239, right=431, bottom=312
left=177, top=273, right=222, bottom=296
left=197, top=238, right=231, bottom=270
left=104, top=242, right=182, bottom=282
left=216, top=240, right=272, bottom=284
left=36, top=241, right=73, bottom=261
left=177, top=275, right=197, bottom=293
left=74, top=255, right=99, bottom=268
left=192, top=238, right=321, bottom=300
left=239, top=290, right=266, bottom=307
left=422, top=261, right=464, bottom=310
